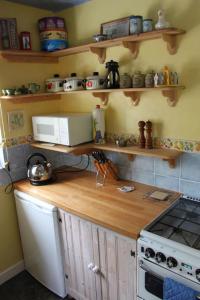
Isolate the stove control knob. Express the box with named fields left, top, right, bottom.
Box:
left=196, top=269, right=200, bottom=281
left=167, top=257, right=178, bottom=268
left=145, top=248, right=155, bottom=258
left=156, top=252, right=166, bottom=263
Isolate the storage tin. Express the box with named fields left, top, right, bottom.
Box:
left=143, top=19, right=153, bottom=33
left=38, top=17, right=66, bottom=32
left=130, top=16, right=143, bottom=34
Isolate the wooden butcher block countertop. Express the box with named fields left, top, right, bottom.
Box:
left=15, top=170, right=180, bottom=239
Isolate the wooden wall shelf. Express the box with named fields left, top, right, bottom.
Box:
left=0, top=28, right=185, bottom=64
left=0, top=50, right=58, bottom=63
left=31, top=142, right=182, bottom=168
left=0, top=93, right=61, bottom=103
left=48, top=28, right=185, bottom=63
left=0, top=86, right=184, bottom=105
left=59, top=86, right=185, bottom=106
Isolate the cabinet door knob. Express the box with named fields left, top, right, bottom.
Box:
left=92, top=265, right=100, bottom=274
left=88, top=263, right=95, bottom=270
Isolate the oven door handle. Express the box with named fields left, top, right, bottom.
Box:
left=139, top=259, right=164, bottom=281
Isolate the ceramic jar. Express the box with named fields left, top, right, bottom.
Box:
left=28, top=83, right=40, bottom=94
left=46, top=74, right=64, bottom=92
left=85, top=72, right=105, bottom=90
left=120, top=73, right=132, bottom=88
left=145, top=71, right=155, bottom=88
left=130, top=16, right=143, bottom=34
left=143, top=19, right=153, bottom=32
left=132, top=71, right=145, bottom=88
left=63, top=73, right=84, bottom=91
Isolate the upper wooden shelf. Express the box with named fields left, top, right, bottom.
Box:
left=0, top=28, right=185, bottom=64
left=0, top=86, right=185, bottom=105
left=0, top=50, right=58, bottom=63
left=31, top=141, right=182, bottom=168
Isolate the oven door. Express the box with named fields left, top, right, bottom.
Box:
left=137, top=258, right=200, bottom=300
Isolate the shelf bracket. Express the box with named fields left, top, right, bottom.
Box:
left=122, top=41, right=139, bottom=59
left=162, top=34, right=177, bottom=55
left=127, top=154, right=135, bottom=161
left=161, top=89, right=178, bottom=106
left=92, top=92, right=109, bottom=105
left=163, top=158, right=176, bottom=169
left=89, top=47, right=106, bottom=64
left=123, top=91, right=141, bottom=106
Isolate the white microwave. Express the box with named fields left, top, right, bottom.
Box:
left=32, top=113, right=93, bottom=146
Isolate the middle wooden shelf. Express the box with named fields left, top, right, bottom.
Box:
left=0, top=86, right=185, bottom=106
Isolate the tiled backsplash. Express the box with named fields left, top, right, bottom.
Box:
left=1, top=144, right=200, bottom=197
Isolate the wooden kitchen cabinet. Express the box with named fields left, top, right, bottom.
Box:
left=59, top=209, right=137, bottom=300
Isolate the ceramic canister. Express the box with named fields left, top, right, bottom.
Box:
left=143, top=19, right=153, bottom=33
left=130, top=16, right=143, bottom=34
left=46, top=74, right=64, bottom=92
left=120, top=73, right=132, bottom=88
left=85, top=72, right=105, bottom=90
left=132, top=71, right=145, bottom=88
left=63, top=73, right=84, bottom=91
left=145, top=71, right=155, bottom=88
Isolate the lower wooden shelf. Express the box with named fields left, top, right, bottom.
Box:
left=31, top=142, right=182, bottom=168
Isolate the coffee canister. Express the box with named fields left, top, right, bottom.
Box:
left=130, top=16, right=143, bottom=34
left=85, top=72, right=105, bottom=90
left=143, top=19, right=153, bottom=33
left=38, top=17, right=68, bottom=51
left=120, top=73, right=132, bottom=88
left=45, top=74, right=64, bottom=93
left=63, top=73, right=84, bottom=92
left=132, top=71, right=145, bottom=88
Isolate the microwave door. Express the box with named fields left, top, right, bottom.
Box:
left=33, top=117, right=60, bottom=144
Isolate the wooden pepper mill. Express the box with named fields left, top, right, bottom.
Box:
left=138, top=120, right=146, bottom=148
left=145, top=120, right=153, bottom=149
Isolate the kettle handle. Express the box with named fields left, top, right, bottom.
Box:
left=26, top=153, right=47, bottom=168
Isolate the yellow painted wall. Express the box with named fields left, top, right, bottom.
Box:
left=1, top=0, right=200, bottom=273
left=59, top=0, right=200, bottom=141
left=0, top=1, right=60, bottom=273
left=0, top=187, right=22, bottom=272
left=0, top=0, right=61, bottom=140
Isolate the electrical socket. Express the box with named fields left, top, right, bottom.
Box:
left=4, top=161, right=10, bottom=171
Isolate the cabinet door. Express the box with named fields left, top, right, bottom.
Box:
left=96, top=226, right=137, bottom=300
left=59, top=209, right=137, bottom=300
left=59, top=210, right=98, bottom=300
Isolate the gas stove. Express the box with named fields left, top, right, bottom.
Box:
left=137, top=195, right=200, bottom=300
left=146, top=195, right=200, bottom=249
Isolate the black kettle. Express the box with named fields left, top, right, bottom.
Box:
left=27, top=153, right=53, bottom=186
left=104, top=60, right=120, bottom=89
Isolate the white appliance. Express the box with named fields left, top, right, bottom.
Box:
left=14, top=190, right=67, bottom=298
left=32, top=113, right=93, bottom=146
left=137, top=195, right=200, bottom=300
